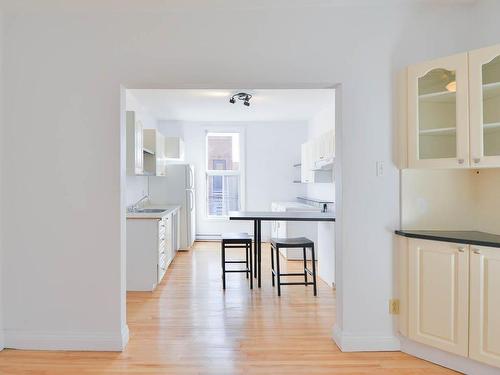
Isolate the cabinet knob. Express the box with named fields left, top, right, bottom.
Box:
left=472, top=249, right=480, bottom=255
left=458, top=247, right=465, bottom=253
left=458, top=159, right=465, bottom=164
left=473, top=158, right=481, bottom=164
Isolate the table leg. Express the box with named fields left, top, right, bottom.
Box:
left=257, top=219, right=262, bottom=288
left=253, top=220, right=258, bottom=279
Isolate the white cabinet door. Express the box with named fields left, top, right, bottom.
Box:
left=126, top=111, right=144, bottom=176
left=469, top=245, right=500, bottom=368
left=408, top=53, right=469, bottom=168
left=156, top=133, right=166, bottom=176
left=469, top=44, right=500, bottom=168
left=408, top=239, right=469, bottom=356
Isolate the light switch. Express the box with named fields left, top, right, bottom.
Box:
left=376, top=161, right=384, bottom=176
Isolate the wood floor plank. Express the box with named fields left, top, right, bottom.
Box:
left=0, top=241, right=458, bottom=374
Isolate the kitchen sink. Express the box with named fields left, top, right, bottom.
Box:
left=135, top=208, right=167, bottom=213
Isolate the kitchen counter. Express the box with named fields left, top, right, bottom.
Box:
left=395, top=229, right=500, bottom=248
left=126, top=205, right=181, bottom=220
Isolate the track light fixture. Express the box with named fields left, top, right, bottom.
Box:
left=229, top=92, right=252, bottom=107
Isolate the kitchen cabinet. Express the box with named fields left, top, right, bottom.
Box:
left=469, top=44, right=500, bottom=167
left=408, top=238, right=469, bottom=356
left=469, top=245, right=500, bottom=368
left=406, top=43, right=500, bottom=169
left=407, top=53, right=469, bottom=168
left=127, top=209, right=179, bottom=291
left=126, top=111, right=144, bottom=176
left=165, top=136, right=185, bottom=161
left=143, top=129, right=166, bottom=176
left=300, top=130, right=334, bottom=183
left=400, top=236, right=500, bottom=368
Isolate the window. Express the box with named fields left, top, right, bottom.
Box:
left=206, top=132, right=244, bottom=217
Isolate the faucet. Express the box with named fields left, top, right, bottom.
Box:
left=129, top=195, right=149, bottom=212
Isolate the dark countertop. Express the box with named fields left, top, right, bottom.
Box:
left=229, top=211, right=335, bottom=222
left=395, top=230, right=500, bottom=248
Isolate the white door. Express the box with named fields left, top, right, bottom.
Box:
left=469, top=245, right=500, bottom=368
left=408, top=239, right=469, bottom=356
left=469, top=44, right=500, bottom=167
left=407, top=53, right=469, bottom=168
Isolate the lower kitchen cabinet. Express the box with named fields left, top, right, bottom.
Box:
left=470, top=245, right=500, bottom=368
left=408, top=239, right=469, bottom=357
left=401, top=237, right=500, bottom=368
left=127, top=211, right=178, bottom=291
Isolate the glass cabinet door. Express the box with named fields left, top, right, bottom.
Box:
left=469, top=44, right=500, bottom=167
left=407, top=53, right=469, bottom=168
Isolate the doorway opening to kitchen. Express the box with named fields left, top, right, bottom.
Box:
left=121, top=87, right=339, bottom=358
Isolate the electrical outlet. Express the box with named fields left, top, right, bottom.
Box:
left=389, top=299, right=400, bottom=315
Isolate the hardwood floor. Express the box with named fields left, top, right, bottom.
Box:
left=0, top=241, right=457, bottom=374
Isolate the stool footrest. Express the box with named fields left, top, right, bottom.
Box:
left=280, top=282, right=315, bottom=286
left=224, top=269, right=251, bottom=273
left=224, top=260, right=247, bottom=264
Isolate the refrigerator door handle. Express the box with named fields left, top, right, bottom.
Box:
left=189, top=190, right=194, bottom=212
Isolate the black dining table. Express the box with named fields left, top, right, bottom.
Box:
left=229, top=211, right=336, bottom=288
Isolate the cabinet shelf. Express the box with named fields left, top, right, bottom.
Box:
left=419, top=90, right=456, bottom=103
left=483, top=82, right=500, bottom=99
left=143, top=147, right=155, bottom=155
left=419, top=127, right=456, bottom=136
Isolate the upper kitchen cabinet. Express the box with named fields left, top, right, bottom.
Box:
left=300, top=130, right=334, bottom=183
left=165, top=136, right=185, bottom=161
left=469, top=44, right=500, bottom=167
left=143, top=129, right=166, bottom=176
left=407, top=53, right=469, bottom=168
left=126, top=111, right=144, bottom=176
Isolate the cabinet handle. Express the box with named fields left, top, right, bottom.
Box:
left=472, top=249, right=480, bottom=255
left=473, top=158, right=481, bottom=164
left=458, top=158, right=464, bottom=164
left=458, top=247, right=465, bottom=253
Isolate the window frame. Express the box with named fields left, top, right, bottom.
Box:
left=204, top=128, right=246, bottom=220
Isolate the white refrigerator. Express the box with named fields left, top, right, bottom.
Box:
left=149, top=164, right=196, bottom=250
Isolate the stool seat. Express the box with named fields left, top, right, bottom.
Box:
left=221, top=232, right=253, bottom=290
left=271, top=237, right=313, bottom=247
left=221, top=232, right=252, bottom=242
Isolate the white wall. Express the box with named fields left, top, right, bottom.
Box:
left=158, top=120, right=308, bottom=241
left=125, top=93, right=157, bottom=206
left=0, top=7, right=4, bottom=352
left=0, top=0, right=493, bottom=352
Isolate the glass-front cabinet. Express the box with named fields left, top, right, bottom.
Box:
left=469, top=44, right=500, bottom=167
left=407, top=53, right=469, bottom=168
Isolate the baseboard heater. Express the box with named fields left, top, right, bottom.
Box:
left=196, top=234, right=222, bottom=241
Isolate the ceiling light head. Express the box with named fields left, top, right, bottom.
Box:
left=229, top=92, right=252, bottom=107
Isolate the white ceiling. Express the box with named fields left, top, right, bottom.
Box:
left=127, top=89, right=334, bottom=122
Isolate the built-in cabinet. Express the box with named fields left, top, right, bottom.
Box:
left=469, top=246, right=500, bottom=368
left=126, top=111, right=185, bottom=176
left=165, top=136, right=185, bottom=161
left=401, top=238, right=500, bottom=368
left=408, top=239, right=469, bottom=356
left=126, top=111, right=144, bottom=176
left=127, top=209, right=180, bottom=291
left=144, top=129, right=166, bottom=176
left=301, top=129, right=334, bottom=183
left=407, top=44, right=500, bottom=169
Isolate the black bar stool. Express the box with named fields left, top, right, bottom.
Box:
left=270, top=237, right=317, bottom=296
left=221, top=233, right=253, bottom=290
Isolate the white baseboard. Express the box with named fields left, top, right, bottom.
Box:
left=4, top=325, right=130, bottom=351
left=400, top=336, right=500, bottom=375
left=332, top=324, right=401, bottom=352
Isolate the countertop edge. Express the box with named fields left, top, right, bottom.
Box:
left=395, top=230, right=500, bottom=248
left=126, top=205, right=181, bottom=220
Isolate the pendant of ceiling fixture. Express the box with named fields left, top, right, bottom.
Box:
left=229, top=92, right=252, bottom=107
